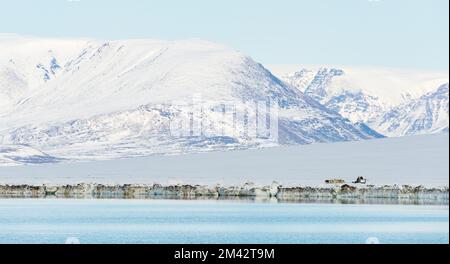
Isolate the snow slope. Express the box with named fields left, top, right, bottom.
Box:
left=273, top=65, right=449, bottom=137
left=0, top=133, right=447, bottom=187
left=0, top=145, right=60, bottom=166
left=0, top=36, right=382, bottom=162
left=0, top=34, right=91, bottom=110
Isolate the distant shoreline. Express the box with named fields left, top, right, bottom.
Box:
left=1, top=183, right=448, bottom=205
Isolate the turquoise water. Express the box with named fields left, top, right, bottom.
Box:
left=0, top=199, right=448, bottom=244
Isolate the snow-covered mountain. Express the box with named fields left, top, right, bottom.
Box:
left=0, top=35, right=381, bottom=163
left=277, top=66, right=449, bottom=137
left=375, top=83, right=449, bottom=136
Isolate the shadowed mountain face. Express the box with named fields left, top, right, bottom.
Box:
left=282, top=67, right=449, bottom=137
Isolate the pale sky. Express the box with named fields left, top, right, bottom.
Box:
left=0, top=0, right=448, bottom=70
